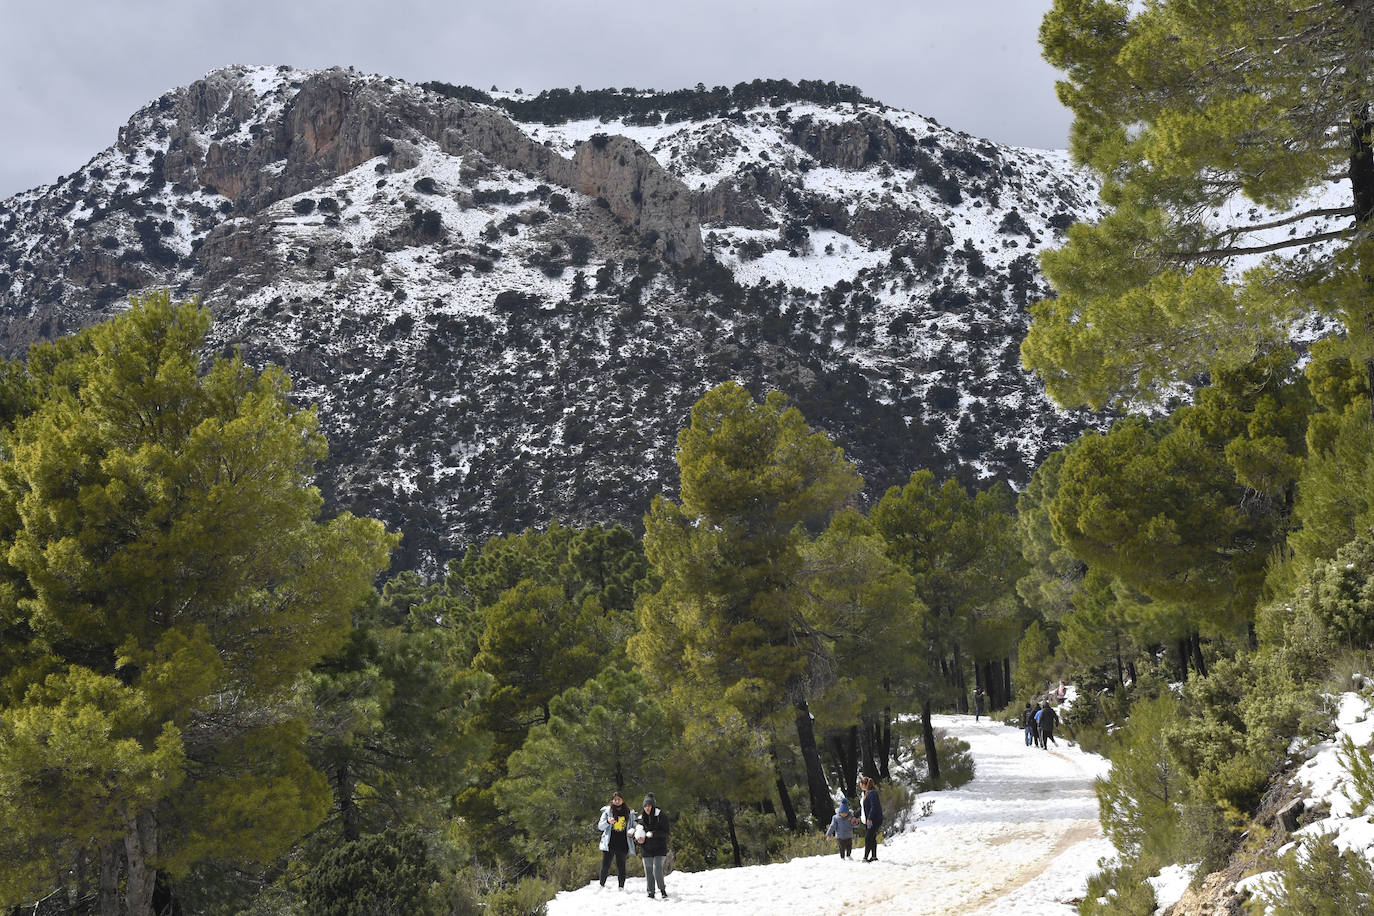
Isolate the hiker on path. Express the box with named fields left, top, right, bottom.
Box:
left=860, top=776, right=884, bottom=862
left=1038, top=701, right=1060, bottom=749
left=637, top=793, right=671, bottom=899
left=826, top=797, right=858, bottom=859
left=595, top=790, right=636, bottom=890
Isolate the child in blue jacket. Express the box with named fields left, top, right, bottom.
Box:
left=826, top=797, right=858, bottom=859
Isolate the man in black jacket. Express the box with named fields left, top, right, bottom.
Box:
left=1038, top=701, right=1060, bottom=748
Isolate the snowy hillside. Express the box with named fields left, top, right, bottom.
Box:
left=0, top=67, right=1104, bottom=566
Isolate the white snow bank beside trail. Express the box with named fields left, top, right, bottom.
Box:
left=1241, top=691, right=1374, bottom=910
left=548, top=714, right=1112, bottom=915
left=1147, top=863, right=1197, bottom=913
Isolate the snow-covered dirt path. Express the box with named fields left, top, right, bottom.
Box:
left=547, top=714, right=1115, bottom=915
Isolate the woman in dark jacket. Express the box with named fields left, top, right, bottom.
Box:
left=1039, top=701, right=1060, bottom=748
left=637, top=793, right=670, bottom=898
left=860, top=776, right=884, bottom=862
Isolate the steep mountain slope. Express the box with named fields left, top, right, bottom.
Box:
left=0, top=66, right=1103, bottom=567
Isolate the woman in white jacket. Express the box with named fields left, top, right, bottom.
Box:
left=596, top=790, right=637, bottom=889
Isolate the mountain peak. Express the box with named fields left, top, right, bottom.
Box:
left=0, top=68, right=1103, bottom=567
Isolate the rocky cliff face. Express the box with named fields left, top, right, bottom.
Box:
left=0, top=66, right=1103, bottom=569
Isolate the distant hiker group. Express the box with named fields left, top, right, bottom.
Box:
left=595, top=790, right=671, bottom=898
left=596, top=775, right=884, bottom=898
left=1021, top=699, right=1060, bottom=749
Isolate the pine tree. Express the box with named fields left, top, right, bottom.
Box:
left=496, top=667, right=670, bottom=862
left=630, top=382, right=862, bottom=827
left=1026, top=0, right=1374, bottom=410
left=871, top=471, right=1023, bottom=775
left=799, top=508, right=928, bottom=783
left=1049, top=354, right=1308, bottom=642
left=0, top=293, right=397, bottom=915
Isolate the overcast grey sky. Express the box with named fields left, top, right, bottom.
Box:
left=0, top=0, right=1071, bottom=200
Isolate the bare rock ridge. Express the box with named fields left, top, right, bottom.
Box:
left=149, top=68, right=701, bottom=268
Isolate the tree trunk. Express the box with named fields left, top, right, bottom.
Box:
left=794, top=699, right=834, bottom=827
left=336, top=761, right=359, bottom=842
left=979, top=660, right=998, bottom=710
left=1352, top=103, right=1374, bottom=223
left=124, top=809, right=159, bottom=916
left=878, top=710, right=892, bottom=780
left=1350, top=103, right=1374, bottom=419
left=951, top=645, right=968, bottom=712
left=152, top=873, right=183, bottom=916
left=858, top=714, right=880, bottom=780
left=921, top=699, right=940, bottom=783
left=770, top=746, right=797, bottom=831
left=1190, top=632, right=1207, bottom=678
left=99, top=843, right=121, bottom=916
left=832, top=728, right=858, bottom=799
left=721, top=800, right=743, bottom=868
left=1002, top=657, right=1013, bottom=708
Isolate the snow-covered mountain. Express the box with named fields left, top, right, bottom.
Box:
left=0, top=66, right=1104, bottom=568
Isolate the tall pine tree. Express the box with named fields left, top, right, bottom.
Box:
left=0, top=293, right=397, bottom=916
left=630, top=382, right=862, bottom=827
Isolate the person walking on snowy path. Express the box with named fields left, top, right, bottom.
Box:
left=974, top=688, right=986, bottom=721
left=1022, top=702, right=1036, bottom=746
left=596, top=791, right=636, bottom=889
left=826, top=797, right=858, bottom=859
left=637, top=793, right=671, bottom=898
left=860, top=776, right=883, bottom=862
left=1038, top=701, right=1060, bottom=748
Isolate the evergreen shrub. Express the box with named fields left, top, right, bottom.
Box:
left=1338, top=734, right=1374, bottom=816
left=1175, top=798, right=1238, bottom=876
left=1097, top=692, right=1184, bottom=862
left=902, top=731, right=975, bottom=792
left=1259, top=832, right=1374, bottom=915
left=669, top=805, right=732, bottom=871
left=299, top=828, right=441, bottom=916
left=1078, top=860, right=1158, bottom=916
left=542, top=845, right=613, bottom=892
left=483, top=877, right=555, bottom=916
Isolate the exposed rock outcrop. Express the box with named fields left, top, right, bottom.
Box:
left=549, top=134, right=702, bottom=262
left=789, top=112, right=918, bottom=170
left=124, top=68, right=700, bottom=264
left=1163, top=872, right=1247, bottom=916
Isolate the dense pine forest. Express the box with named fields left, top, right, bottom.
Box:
left=6, top=1, right=1374, bottom=915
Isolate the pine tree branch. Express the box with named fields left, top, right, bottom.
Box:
left=1221, top=206, right=1354, bottom=235
left=1176, top=227, right=1350, bottom=261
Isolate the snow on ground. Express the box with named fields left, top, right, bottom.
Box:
left=548, top=714, right=1113, bottom=915
left=1146, top=863, right=1197, bottom=913
left=1239, top=690, right=1374, bottom=908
